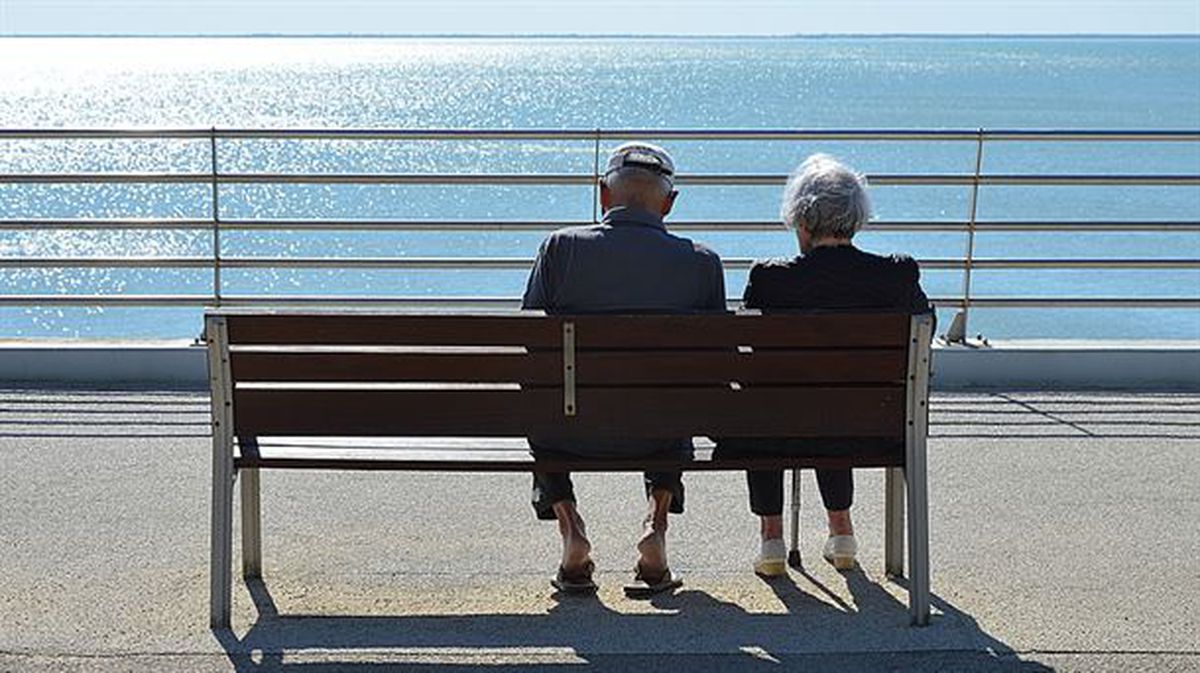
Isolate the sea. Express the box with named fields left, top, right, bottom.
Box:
left=1, top=36, right=1198, bottom=340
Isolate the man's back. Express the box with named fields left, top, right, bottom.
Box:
left=523, top=206, right=725, bottom=313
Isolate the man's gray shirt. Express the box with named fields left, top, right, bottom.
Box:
left=521, top=206, right=726, bottom=457
left=522, top=206, right=726, bottom=313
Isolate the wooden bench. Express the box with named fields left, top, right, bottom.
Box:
left=205, top=309, right=934, bottom=628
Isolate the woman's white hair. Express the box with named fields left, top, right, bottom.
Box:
left=779, top=153, right=872, bottom=239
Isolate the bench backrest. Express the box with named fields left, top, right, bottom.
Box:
left=206, top=311, right=931, bottom=445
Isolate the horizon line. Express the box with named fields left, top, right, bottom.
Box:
left=3, top=32, right=1199, bottom=39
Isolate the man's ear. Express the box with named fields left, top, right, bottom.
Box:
left=661, top=190, right=678, bottom=217
left=599, top=180, right=611, bottom=211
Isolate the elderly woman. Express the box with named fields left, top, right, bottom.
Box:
left=733, top=154, right=932, bottom=576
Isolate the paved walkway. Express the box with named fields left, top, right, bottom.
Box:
left=1, top=389, right=1198, bottom=672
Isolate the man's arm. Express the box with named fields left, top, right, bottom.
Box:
left=522, top=236, right=557, bottom=310
left=700, top=248, right=728, bottom=312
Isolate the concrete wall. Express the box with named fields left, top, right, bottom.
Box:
left=931, top=340, right=1200, bottom=390
left=0, top=341, right=208, bottom=389
left=1, top=340, right=1198, bottom=390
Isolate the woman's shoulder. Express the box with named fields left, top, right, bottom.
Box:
left=749, top=256, right=803, bottom=274
left=848, top=248, right=921, bottom=281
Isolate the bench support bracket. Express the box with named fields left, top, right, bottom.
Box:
left=563, top=321, right=576, bottom=416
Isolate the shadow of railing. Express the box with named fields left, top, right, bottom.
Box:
left=212, top=575, right=1056, bottom=672
left=0, top=388, right=211, bottom=438
left=927, top=392, right=1200, bottom=439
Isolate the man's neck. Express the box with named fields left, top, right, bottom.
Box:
left=604, top=205, right=666, bottom=226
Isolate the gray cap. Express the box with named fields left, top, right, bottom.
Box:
left=604, top=142, right=675, bottom=185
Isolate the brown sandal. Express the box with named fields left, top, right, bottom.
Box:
left=623, top=563, right=682, bottom=599
left=551, top=559, right=597, bottom=594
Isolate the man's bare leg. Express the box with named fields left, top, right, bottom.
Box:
left=552, top=500, right=592, bottom=572
left=636, top=488, right=673, bottom=574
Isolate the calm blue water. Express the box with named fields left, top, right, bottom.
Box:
left=1, top=37, right=1198, bottom=339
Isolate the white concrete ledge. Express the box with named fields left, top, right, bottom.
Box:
left=0, top=339, right=1197, bottom=390
left=932, top=340, right=1200, bottom=390
left=0, top=340, right=208, bottom=388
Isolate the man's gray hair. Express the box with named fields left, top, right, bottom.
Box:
left=604, top=168, right=672, bottom=211
left=780, top=154, right=872, bottom=239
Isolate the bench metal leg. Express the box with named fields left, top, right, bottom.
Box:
left=787, top=468, right=802, bottom=568
left=207, top=314, right=236, bottom=629
left=209, top=440, right=235, bottom=628
left=241, top=467, right=262, bottom=579
left=885, top=466, right=905, bottom=578
left=906, top=443, right=931, bottom=626
left=904, top=313, right=933, bottom=626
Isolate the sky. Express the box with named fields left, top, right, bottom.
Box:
left=1, top=0, right=1199, bottom=36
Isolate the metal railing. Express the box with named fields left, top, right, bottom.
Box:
left=2, top=127, right=1199, bottom=341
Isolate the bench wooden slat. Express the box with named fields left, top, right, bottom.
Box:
left=578, top=349, right=906, bottom=384
left=229, top=348, right=906, bottom=384
left=233, top=385, right=905, bottom=438
left=226, top=314, right=561, bottom=346
left=222, top=312, right=909, bottom=349
left=230, top=350, right=558, bottom=383
left=232, top=440, right=902, bottom=471
left=567, top=313, right=909, bottom=349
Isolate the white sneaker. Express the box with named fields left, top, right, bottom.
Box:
left=754, top=538, right=788, bottom=577
left=823, top=535, right=858, bottom=571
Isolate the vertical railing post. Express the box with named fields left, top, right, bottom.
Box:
left=209, top=128, right=222, bottom=306
left=591, top=129, right=602, bottom=223
left=944, top=128, right=985, bottom=343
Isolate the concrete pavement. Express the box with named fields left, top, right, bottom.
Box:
left=1, top=389, right=1198, bottom=671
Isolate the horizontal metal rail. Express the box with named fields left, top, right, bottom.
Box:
left=1, top=219, right=1198, bottom=232
left=0, top=294, right=1195, bottom=309
left=1, top=128, right=1198, bottom=141
left=2, top=256, right=1198, bottom=271
left=3, top=172, right=1199, bottom=186
left=1, top=127, right=1197, bottom=324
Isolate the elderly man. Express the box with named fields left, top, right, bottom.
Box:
left=721, top=154, right=932, bottom=576
left=522, top=142, right=725, bottom=597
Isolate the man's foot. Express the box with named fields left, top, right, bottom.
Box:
left=636, top=525, right=668, bottom=578
left=623, top=561, right=682, bottom=598
left=754, top=538, right=788, bottom=577
left=552, top=559, right=597, bottom=594
left=553, top=503, right=593, bottom=578
left=561, top=516, right=592, bottom=575
left=823, top=534, right=858, bottom=571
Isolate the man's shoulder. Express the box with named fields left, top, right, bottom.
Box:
left=688, top=239, right=723, bottom=265
left=543, top=224, right=607, bottom=243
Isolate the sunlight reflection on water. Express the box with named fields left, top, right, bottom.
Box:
left=1, top=37, right=1198, bottom=338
